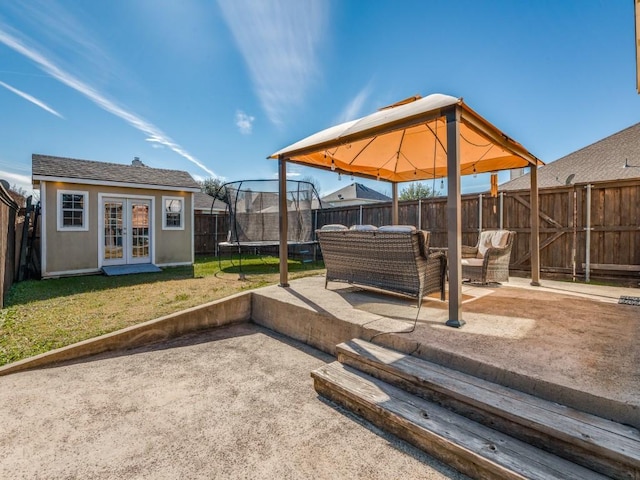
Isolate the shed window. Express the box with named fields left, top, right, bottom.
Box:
left=57, top=190, right=89, bottom=231
left=163, top=196, right=184, bottom=230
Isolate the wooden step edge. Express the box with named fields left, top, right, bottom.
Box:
left=339, top=338, right=639, bottom=440
left=336, top=339, right=640, bottom=479
left=338, top=338, right=640, bottom=445
left=311, top=362, right=608, bottom=480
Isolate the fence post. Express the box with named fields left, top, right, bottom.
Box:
left=572, top=188, right=577, bottom=282
left=18, top=196, right=32, bottom=281
left=214, top=214, right=218, bottom=257
left=499, top=192, right=504, bottom=229
left=478, top=193, right=483, bottom=235
left=585, top=184, right=592, bottom=283
left=359, top=205, right=363, bottom=225
left=418, top=199, right=422, bottom=230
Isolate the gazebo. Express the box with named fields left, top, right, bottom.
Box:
left=269, top=93, right=543, bottom=326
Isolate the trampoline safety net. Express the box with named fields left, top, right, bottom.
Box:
left=216, top=180, right=319, bottom=245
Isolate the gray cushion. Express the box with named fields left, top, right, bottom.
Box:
left=349, top=224, right=378, bottom=231
left=378, top=225, right=416, bottom=233
left=320, top=224, right=348, bottom=231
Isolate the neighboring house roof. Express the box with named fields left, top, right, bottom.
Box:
left=321, top=182, right=391, bottom=206
left=193, top=191, right=227, bottom=212
left=500, top=122, right=640, bottom=191
left=32, top=154, right=201, bottom=191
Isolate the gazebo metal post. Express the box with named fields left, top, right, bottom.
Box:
left=445, top=107, right=464, bottom=327
left=530, top=165, right=540, bottom=286
left=391, top=183, right=399, bottom=224
left=278, top=155, right=289, bottom=287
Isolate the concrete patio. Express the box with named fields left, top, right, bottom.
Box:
left=0, top=274, right=637, bottom=478
left=253, top=275, right=639, bottom=428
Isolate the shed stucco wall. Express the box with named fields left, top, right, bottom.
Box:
left=42, top=182, right=193, bottom=276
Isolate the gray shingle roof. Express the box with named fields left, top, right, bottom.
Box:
left=322, top=182, right=391, bottom=203
left=193, top=191, right=227, bottom=212
left=500, top=122, right=640, bottom=191
left=32, top=154, right=200, bottom=190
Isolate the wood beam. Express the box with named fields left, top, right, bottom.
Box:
left=392, top=183, right=399, bottom=224
left=460, top=105, right=541, bottom=167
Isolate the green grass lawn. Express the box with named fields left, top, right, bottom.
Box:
left=0, top=255, right=324, bottom=367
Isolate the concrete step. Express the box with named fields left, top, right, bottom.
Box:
left=335, top=338, right=640, bottom=480
left=312, top=362, right=609, bottom=480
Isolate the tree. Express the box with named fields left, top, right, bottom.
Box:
left=200, top=177, right=226, bottom=199
left=8, top=184, right=28, bottom=208
left=399, top=182, right=434, bottom=200
left=300, top=176, right=321, bottom=196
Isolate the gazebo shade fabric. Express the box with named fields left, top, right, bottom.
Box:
left=269, top=94, right=542, bottom=182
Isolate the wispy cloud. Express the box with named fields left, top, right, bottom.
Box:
left=0, top=22, right=217, bottom=178
left=271, top=170, right=301, bottom=179
left=2, top=1, right=122, bottom=85
left=235, top=110, right=255, bottom=134
left=217, top=0, right=328, bottom=126
left=0, top=169, right=33, bottom=192
left=0, top=80, right=63, bottom=118
left=336, top=84, right=373, bottom=124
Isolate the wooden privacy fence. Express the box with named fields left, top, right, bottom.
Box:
left=194, top=213, right=229, bottom=255
left=312, top=179, right=640, bottom=284
left=0, top=185, right=19, bottom=307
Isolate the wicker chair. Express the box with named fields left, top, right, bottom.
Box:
left=461, top=230, right=516, bottom=284
left=316, top=226, right=447, bottom=307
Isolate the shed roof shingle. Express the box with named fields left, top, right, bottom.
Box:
left=500, top=122, right=640, bottom=191
left=32, top=154, right=200, bottom=190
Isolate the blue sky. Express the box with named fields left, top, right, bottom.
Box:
left=1, top=1, right=638, bottom=198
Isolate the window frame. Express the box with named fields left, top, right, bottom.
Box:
left=57, top=190, right=89, bottom=232
left=162, top=196, right=185, bottom=230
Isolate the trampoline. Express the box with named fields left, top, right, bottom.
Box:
left=215, top=179, right=321, bottom=273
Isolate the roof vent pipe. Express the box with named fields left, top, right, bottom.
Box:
left=132, top=156, right=144, bottom=167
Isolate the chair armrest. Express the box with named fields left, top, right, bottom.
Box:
left=482, top=245, right=514, bottom=267
left=484, top=245, right=511, bottom=257
left=461, top=245, right=478, bottom=258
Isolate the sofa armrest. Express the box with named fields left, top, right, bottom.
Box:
left=426, top=250, right=446, bottom=262
left=424, top=250, right=447, bottom=301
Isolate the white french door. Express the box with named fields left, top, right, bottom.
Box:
left=102, top=197, right=152, bottom=266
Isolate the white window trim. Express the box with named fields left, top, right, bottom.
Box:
left=162, top=196, right=184, bottom=230
left=57, top=189, right=89, bottom=232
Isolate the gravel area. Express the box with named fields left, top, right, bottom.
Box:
left=0, top=323, right=468, bottom=480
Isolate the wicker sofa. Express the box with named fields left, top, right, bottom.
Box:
left=316, top=225, right=447, bottom=307
left=461, top=230, right=516, bottom=284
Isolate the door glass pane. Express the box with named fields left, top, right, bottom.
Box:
left=131, top=203, right=150, bottom=258
left=104, top=202, right=123, bottom=260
